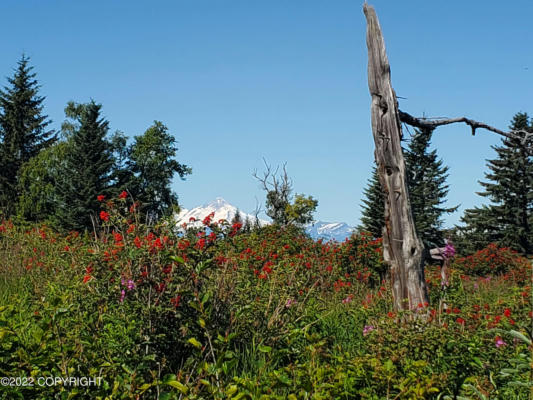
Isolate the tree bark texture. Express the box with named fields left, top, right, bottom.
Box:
left=363, top=4, right=429, bottom=311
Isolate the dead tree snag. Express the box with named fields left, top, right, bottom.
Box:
left=363, top=4, right=429, bottom=313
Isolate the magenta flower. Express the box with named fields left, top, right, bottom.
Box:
left=444, top=243, right=455, bottom=258
left=119, top=289, right=125, bottom=303
left=494, top=336, right=506, bottom=348
left=363, top=325, right=375, bottom=336
left=285, top=298, right=297, bottom=308
left=121, top=278, right=135, bottom=291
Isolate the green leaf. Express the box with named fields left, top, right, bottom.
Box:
left=188, top=337, right=202, bottom=349
left=169, top=255, right=184, bottom=264
left=258, top=345, right=272, bottom=353
left=508, top=330, right=532, bottom=345
left=139, top=383, right=152, bottom=392
left=166, top=380, right=188, bottom=394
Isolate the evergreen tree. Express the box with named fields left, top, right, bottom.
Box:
left=0, top=55, right=55, bottom=216
left=125, top=121, right=191, bottom=222
left=404, top=128, right=457, bottom=247
left=359, top=165, right=385, bottom=238
left=458, top=112, right=532, bottom=254
left=360, top=128, right=456, bottom=246
left=55, top=101, right=114, bottom=231
left=231, top=209, right=243, bottom=225
left=243, top=216, right=252, bottom=233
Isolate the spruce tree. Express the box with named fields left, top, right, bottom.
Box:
left=404, top=128, right=457, bottom=247
left=459, top=112, right=532, bottom=254
left=55, top=101, right=114, bottom=231
left=0, top=55, right=55, bottom=216
left=231, top=209, right=243, bottom=225
left=360, top=128, right=456, bottom=246
left=359, top=165, right=385, bottom=238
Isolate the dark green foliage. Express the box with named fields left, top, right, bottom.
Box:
left=360, top=129, right=456, bottom=246
left=54, top=101, right=114, bottom=231
left=404, top=128, right=457, bottom=247
left=16, top=141, right=70, bottom=224
left=458, top=113, right=532, bottom=255
left=0, top=55, right=56, bottom=217
left=124, top=121, right=191, bottom=222
left=232, top=209, right=243, bottom=225
left=359, top=165, right=385, bottom=238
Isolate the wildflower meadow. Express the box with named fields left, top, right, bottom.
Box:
left=0, top=193, right=531, bottom=399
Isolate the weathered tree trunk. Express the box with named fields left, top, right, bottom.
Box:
left=363, top=4, right=429, bottom=312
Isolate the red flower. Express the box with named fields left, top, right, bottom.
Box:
left=134, top=236, right=142, bottom=248
left=387, top=311, right=395, bottom=318
left=99, top=211, right=110, bottom=221
left=97, top=195, right=105, bottom=202
left=195, top=238, right=206, bottom=250
left=170, top=295, right=181, bottom=308
left=127, top=224, right=135, bottom=234
left=456, top=317, right=465, bottom=325
left=503, top=308, right=511, bottom=317
left=202, top=212, right=215, bottom=226
left=119, top=191, right=128, bottom=199
left=113, top=232, right=123, bottom=243
left=82, top=274, right=91, bottom=284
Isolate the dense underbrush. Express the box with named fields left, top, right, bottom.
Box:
left=0, top=195, right=531, bottom=399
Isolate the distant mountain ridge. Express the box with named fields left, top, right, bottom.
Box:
left=306, top=221, right=354, bottom=242
left=175, top=198, right=354, bottom=241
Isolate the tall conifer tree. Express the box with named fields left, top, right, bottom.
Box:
left=360, top=165, right=385, bottom=238
left=360, top=128, right=456, bottom=246
left=55, top=101, right=114, bottom=231
left=404, top=128, right=457, bottom=247
left=0, top=55, right=55, bottom=216
left=459, top=112, right=532, bottom=254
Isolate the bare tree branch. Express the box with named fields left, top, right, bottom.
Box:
left=399, top=110, right=533, bottom=149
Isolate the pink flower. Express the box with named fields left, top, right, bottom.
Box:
left=342, top=295, right=353, bottom=304
left=444, top=243, right=455, bottom=258
left=285, top=298, right=297, bottom=308
left=494, top=336, right=506, bottom=348
left=119, top=289, right=125, bottom=303
left=363, top=325, right=375, bottom=336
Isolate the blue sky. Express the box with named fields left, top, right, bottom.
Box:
left=1, top=1, right=531, bottom=227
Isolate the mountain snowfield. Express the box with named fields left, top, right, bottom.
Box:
left=175, top=197, right=354, bottom=241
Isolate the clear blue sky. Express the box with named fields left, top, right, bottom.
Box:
left=1, top=1, right=531, bottom=227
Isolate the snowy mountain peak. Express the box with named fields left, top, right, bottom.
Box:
left=176, top=199, right=354, bottom=241
left=205, top=197, right=230, bottom=208
left=175, top=198, right=268, bottom=227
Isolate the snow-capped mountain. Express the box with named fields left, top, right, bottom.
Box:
left=175, top=197, right=269, bottom=227
left=175, top=198, right=354, bottom=241
left=306, top=221, right=354, bottom=242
